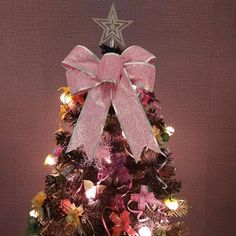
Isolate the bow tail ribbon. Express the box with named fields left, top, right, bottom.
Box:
left=112, top=71, right=161, bottom=161
left=66, top=70, right=160, bottom=162
left=66, top=83, right=112, bottom=158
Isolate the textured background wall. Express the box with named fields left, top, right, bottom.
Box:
left=0, top=0, right=235, bottom=235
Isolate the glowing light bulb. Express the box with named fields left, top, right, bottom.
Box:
left=164, top=198, right=179, bottom=210
left=44, top=154, right=57, bottom=166
left=138, top=226, right=152, bottom=236
left=165, top=126, right=175, bottom=136
left=85, top=186, right=96, bottom=199
left=105, top=156, right=112, bottom=164
left=29, top=210, right=39, bottom=218
left=60, top=93, right=72, bottom=105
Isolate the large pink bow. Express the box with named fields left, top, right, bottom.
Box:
left=131, top=185, right=164, bottom=210
left=62, top=45, right=161, bottom=162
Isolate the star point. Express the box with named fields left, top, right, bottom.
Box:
left=93, top=3, right=133, bottom=47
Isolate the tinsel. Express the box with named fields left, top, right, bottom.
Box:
left=167, top=222, right=190, bottom=236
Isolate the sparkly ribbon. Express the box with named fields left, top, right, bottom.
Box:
left=62, top=45, right=161, bottom=162
left=131, top=185, right=164, bottom=210
left=109, top=210, right=138, bottom=236
left=127, top=186, right=168, bottom=225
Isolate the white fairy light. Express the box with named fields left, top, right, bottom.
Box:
left=164, top=198, right=179, bottom=210
left=105, top=156, right=112, bottom=164
left=29, top=210, right=39, bottom=218
left=165, top=126, right=175, bottom=136
left=85, top=186, right=97, bottom=199
left=44, top=154, right=57, bottom=166
left=138, top=226, right=152, bottom=236
left=60, top=93, right=72, bottom=105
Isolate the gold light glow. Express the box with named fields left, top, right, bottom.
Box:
left=44, top=154, right=57, bottom=166
left=29, top=210, right=39, bottom=218
left=164, top=198, right=179, bottom=210
left=60, top=93, right=72, bottom=105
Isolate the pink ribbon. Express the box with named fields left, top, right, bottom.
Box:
left=131, top=185, right=164, bottom=210
left=62, top=45, right=161, bottom=162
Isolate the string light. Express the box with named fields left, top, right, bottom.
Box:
left=29, top=210, right=39, bottom=218
left=165, top=126, right=175, bottom=136
left=138, top=226, right=152, bottom=236
left=85, top=186, right=97, bottom=199
left=164, top=198, right=179, bottom=210
left=105, top=156, right=112, bottom=164
left=44, top=154, right=57, bottom=166
left=60, top=93, right=72, bottom=105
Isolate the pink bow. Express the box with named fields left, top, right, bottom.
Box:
left=131, top=185, right=164, bottom=210
left=62, top=45, right=161, bottom=162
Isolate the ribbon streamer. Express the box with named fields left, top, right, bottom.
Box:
left=156, top=155, right=168, bottom=189
left=62, top=45, right=161, bottom=162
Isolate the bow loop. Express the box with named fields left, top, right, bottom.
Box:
left=62, top=45, right=99, bottom=76
left=62, top=45, right=101, bottom=95
left=124, top=62, right=155, bottom=92
left=121, top=45, right=156, bottom=63
left=121, top=46, right=156, bottom=92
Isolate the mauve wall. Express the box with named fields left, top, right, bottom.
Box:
left=0, top=1, right=235, bottom=235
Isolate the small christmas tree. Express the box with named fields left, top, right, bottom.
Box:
left=26, top=4, right=188, bottom=236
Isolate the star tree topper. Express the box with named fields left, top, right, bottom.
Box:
left=93, top=3, right=133, bottom=47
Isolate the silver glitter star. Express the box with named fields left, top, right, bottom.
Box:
left=93, top=3, right=133, bottom=47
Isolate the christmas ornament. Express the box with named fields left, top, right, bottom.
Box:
left=109, top=210, right=137, bottom=236
left=130, top=185, right=164, bottom=210
left=93, top=3, right=133, bottom=47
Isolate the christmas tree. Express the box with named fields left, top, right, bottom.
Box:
left=26, top=4, right=188, bottom=236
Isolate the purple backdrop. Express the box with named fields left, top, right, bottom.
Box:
left=0, top=1, right=235, bottom=235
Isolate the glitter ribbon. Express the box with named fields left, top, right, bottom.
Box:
left=128, top=186, right=168, bottom=225
left=131, top=185, right=164, bottom=210
left=62, top=45, right=161, bottom=162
